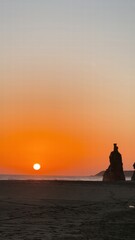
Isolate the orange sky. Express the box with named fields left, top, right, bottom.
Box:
left=0, top=1, right=135, bottom=175
left=0, top=109, right=135, bottom=175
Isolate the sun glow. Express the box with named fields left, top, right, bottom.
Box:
left=33, top=163, right=41, bottom=171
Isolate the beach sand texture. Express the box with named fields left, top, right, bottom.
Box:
left=0, top=181, right=135, bottom=240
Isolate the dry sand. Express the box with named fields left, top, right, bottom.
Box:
left=0, top=181, right=135, bottom=239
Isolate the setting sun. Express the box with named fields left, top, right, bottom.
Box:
left=33, top=163, right=41, bottom=171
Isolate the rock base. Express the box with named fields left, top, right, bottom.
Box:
left=131, top=171, right=135, bottom=181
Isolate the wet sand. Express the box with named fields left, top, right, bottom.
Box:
left=0, top=180, right=135, bottom=239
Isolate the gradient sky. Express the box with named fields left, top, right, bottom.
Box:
left=0, top=0, right=135, bottom=175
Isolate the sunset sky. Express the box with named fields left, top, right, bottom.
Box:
left=0, top=0, right=135, bottom=175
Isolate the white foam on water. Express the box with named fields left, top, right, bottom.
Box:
left=129, top=205, right=135, bottom=208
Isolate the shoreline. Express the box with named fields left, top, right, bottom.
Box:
left=0, top=180, right=135, bottom=201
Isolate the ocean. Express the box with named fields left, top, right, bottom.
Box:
left=0, top=174, right=131, bottom=181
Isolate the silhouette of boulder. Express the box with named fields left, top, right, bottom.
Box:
left=131, top=163, right=135, bottom=181
left=103, top=144, right=125, bottom=181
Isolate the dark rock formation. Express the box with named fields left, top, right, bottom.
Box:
left=103, top=144, right=125, bottom=181
left=131, top=163, right=135, bottom=181
left=96, top=170, right=133, bottom=178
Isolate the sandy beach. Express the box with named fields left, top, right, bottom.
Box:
left=0, top=181, right=135, bottom=240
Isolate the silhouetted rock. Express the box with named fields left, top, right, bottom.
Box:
left=96, top=170, right=133, bottom=178
left=103, top=144, right=125, bottom=181
left=131, top=163, right=135, bottom=181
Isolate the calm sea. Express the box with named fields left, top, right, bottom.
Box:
left=0, top=175, right=131, bottom=181
left=0, top=175, right=102, bottom=181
